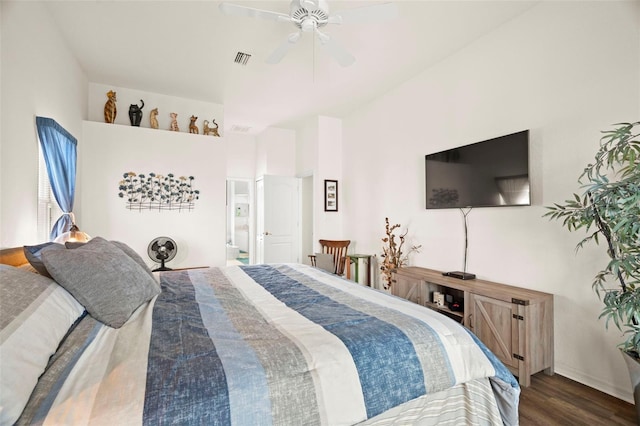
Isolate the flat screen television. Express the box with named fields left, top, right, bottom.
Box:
left=425, top=130, right=530, bottom=209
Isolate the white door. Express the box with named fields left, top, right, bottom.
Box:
left=256, top=175, right=300, bottom=264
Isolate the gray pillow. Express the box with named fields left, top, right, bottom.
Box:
left=23, top=242, right=65, bottom=277
left=65, top=240, right=156, bottom=285
left=110, top=240, right=155, bottom=278
left=315, top=252, right=335, bottom=274
left=41, top=236, right=160, bottom=328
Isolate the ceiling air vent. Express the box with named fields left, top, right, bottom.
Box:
left=230, top=124, right=252, bottom=133
left=234, top=52, right=252, bottom=65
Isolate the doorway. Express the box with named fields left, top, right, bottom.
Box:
left=255, top=175, right=300, bottom=264
left=226, top=179, right=253, bottom=266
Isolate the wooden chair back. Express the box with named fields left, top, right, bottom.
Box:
left=309, top=239, right=351, bottom=275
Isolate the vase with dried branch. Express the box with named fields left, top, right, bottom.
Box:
left=380, top=217, right=422, bottom=290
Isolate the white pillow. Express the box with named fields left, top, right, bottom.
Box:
left=0, top=265, right=85, bottom=425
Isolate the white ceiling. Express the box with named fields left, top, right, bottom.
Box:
left=44, top=0, right=537, bottom=134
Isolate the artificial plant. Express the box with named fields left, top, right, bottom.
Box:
left=545, top=121, right=640, bottom=354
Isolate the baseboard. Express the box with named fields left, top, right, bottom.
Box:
left=555, top=363, right=634, bottom=404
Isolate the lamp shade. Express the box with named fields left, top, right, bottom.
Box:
left=53, top=224, right=91, bottom=244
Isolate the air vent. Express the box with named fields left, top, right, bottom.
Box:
left=230, top=124, right=252, bottom=133
left=234, top=52, right=252, bottom=66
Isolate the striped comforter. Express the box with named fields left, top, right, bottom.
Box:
left=17, top=264, right=519, bottom=425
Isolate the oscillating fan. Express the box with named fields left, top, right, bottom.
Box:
left=219, top=0, right=398, bottom=66
left=147, top=237, right=177, bottom=272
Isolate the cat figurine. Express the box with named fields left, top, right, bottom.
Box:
left=149, top=108, right=159, bottom=129
left=104, top=90, right=117, bottom=124
left=189, top=115, right=199, bottom=134
left=128, top=99, right=144, bottom=126
left=202, top=120, right=213, bottom=136
left=169, top=112, right=179, bottom=132
left=203, top=119, right=220, bottom=137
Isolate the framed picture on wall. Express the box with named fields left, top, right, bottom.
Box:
left=324, top=179, right=338, bottom=212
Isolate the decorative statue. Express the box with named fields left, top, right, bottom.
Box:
left=149, top=108, right=159, bottom=129
left=104, top=90, right=117, bottom=124
left=169, top=112, right=179, bottom=132
left=189, top=115, right=199, bottom=134
left=128, top=99, right=144, bottom=126
left=203, top=119, right=220, bottom=137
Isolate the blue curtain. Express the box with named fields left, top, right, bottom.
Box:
left=35, top=116, right=77, bottom=240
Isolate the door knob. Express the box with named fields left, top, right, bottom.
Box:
left=264, top=231, right=271, bottom=236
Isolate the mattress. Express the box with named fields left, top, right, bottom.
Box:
left=14, top=263, right=519, bottom=425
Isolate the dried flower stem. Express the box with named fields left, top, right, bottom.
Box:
left=380, top=217, right=421, bottom=290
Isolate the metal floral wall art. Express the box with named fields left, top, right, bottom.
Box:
left=118, top=172, right=200, bottom=211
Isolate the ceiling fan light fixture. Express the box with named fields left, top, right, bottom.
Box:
left=300, top=18, right=317, bottom=32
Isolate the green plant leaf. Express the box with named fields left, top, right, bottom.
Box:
left=545, top=121, right=640, bottom=352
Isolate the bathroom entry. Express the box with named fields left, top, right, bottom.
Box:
left=226, top=179, right=253, bottom=266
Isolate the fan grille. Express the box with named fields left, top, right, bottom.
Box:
left=148, top=237, right=177, bottom=263
left=291, top=7, right=308, bottom=21
left=310, top=9, right=328, bottom=21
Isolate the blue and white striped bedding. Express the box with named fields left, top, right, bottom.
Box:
left=17, top=263, right=519, bottom=425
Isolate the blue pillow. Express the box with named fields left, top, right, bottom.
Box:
left=23, top=242, right=65, bottom=278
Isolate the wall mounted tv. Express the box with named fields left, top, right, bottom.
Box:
left=425, top=130, right=530, bottom=209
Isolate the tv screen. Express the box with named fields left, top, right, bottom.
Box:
left=425, top=130, right=530, bottom=209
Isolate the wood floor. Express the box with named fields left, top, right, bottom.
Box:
left=519, top=373, right=636, bottom=425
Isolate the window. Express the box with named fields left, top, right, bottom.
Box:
left=35, top=116, right=78, bottom=241
left=37, top=145, right=63, bottom=242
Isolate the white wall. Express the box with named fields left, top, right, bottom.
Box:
left=80, top=85, right=230, bottom=267
left=255, top=127, right=296, bottom=177
left=80, top=121, right=227, bottom=269
left=341, top=1, right=640, bottom=401
left=295, top=118, right=319, bottom=264
left=226, top=133, right=257, bottom=178
left=315, top=116, right=344, bottom=243
left=295, top=116, right=347, bottom=254
left=296, top=116, right=318, bottom=177
left=0, top=1, right=87, bottom=247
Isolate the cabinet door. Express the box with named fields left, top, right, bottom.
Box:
left=391, top=274, right=422, bottom=305
left=469, top=294, right=518, bottom=369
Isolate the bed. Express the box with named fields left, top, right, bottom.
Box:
left=0, top=238, right=520, bottom=425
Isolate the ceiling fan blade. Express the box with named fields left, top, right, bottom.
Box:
left=266, top=31, right=302, bottom=64
left=219, top=2, right=291, bottom=22
left=328, top=2, right=399, bottom=25
left=315, top=29, right=355, bottom=67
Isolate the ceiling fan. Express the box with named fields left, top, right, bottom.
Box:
left=219, top=0, right=398, bottom=67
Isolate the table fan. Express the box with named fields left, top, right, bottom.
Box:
left=147, top=236, right=177, bottom=272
